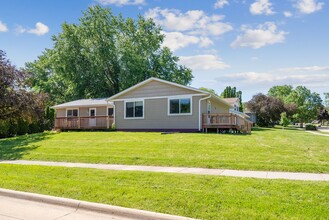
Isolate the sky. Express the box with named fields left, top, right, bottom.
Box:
left=0, top=0, right=328, bottom=102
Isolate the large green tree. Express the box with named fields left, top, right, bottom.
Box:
left=286, top=86, right=322, bottom=126
left=26, top=5, right=192, bottom=104
left=0, top=50, right=48, bottom=138
left=268, top=85, right=293, bottom=101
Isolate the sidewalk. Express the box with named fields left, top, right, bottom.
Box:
left=306, top=130, right=329, bottom=137
left=1, top=160, right=328, bottom=181
left=0, top=188, right=192, bottom=220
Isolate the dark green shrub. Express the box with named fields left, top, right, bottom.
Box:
left=305, top=124, right=317, bottom=130
left=17, top=118, right=29, bottom=135
left=0, top=120, right=10, bottom=138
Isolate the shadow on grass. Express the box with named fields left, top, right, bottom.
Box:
left=0, top=132, right=55, bottom=160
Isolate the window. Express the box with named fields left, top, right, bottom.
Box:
left=67, top=109, right=78, bottom=117
left=125, top=101, right=144, bottom=118
left=89, top=108, right=96, bottom=117
left=108, top=108, right=114, bottom=116
left=169, top=98, right=191, bottom=115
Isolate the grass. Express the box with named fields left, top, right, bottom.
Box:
left=0, top=164, right=328, bottom=219
left=0, top=127, right=328, bottom=173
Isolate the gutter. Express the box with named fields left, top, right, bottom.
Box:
left=198, top=95, right=211, bottom=131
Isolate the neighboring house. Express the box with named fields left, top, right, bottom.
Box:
left=244, top=107, right=257, bottom=125
left=224, top=97, right=251, bottom=121
left=52, top=78, right=253, bottom=133
left=224, top=97, right=240, bottom=112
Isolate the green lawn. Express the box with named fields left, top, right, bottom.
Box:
left=0, top=127, right=328, bottom=173
left=0, top=164, right=328, bottom=219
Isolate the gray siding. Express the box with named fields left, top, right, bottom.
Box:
left=117, top=81, right=198, bottom=99
left=114, top=96, right=202, bottom=130
left=200, top=99, right=230, bottom=114
left=56, top=106, right=108, bottom=117
left=56, top=109, right=66, bottom=117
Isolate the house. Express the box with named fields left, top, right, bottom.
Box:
left=224, top=97, right=240, bottom=112
left=224, top=97, right=251, bottom=121
left=52, top=78, right=253, bottom=133
left=244, top=107, right=257, bottom=125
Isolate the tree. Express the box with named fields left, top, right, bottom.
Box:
left=246, top=93, right=286, bottom=127
left=221, top=86, right=243, bottom=112
left=318, top=107, right=329, bottom=125
left=324, top=92, right=329, bottom=108
left=0, top=50, right=48, bottom=138
left=199, top=87, right=218, bottom=96
left=26, top=5, right=193, bottom=104
left=268, top=85, right=293, bottom=101
left=280, top=112, right=290, bottom=128
left=286, top=86, right=322, bottom=127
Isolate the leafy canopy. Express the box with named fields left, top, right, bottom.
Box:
left=26, top=5, right=193, bottom=104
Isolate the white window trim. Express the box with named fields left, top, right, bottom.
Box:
left=124, top=99, right=145, bottom=119
left=66, top=108, right=79, bottom=117
left=168, top=96, right=193, bottom=116
left=89, top=108, right=96, bottom=117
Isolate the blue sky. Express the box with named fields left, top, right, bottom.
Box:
left=0, top=0, right=328, bottom=102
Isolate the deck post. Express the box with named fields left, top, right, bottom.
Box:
left=107, top=116, right=110, bottom=129
left=78, top=117, right=81, bottom=129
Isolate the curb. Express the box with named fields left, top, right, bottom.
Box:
left=0, top=188, right=194, bottom=220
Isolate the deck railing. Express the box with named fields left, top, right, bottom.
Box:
left=202, top=113, right=253, bottom=133
left=54, top=116, right=114, bottom=129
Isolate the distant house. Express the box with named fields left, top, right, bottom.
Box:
left=244, top=107, right=257, bottom=125
left=52, top=78, right=252, bottom=133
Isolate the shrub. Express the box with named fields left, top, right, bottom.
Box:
left=305, top=124, right=317, bottom=130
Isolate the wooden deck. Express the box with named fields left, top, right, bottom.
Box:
left=54, top=116, right=114, bottom=130
left=202, top=113, right=253, bottom=134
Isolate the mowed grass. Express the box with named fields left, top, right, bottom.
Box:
left=0, top=164, right=328, bottom=219
left=0, top=127, right=328, bottom=173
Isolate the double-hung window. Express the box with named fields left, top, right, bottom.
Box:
left=169, top=97, right=191, bottom=115
left=125, top=101, right=144, bottom=118
left=67, top=109, right=78, bottom=117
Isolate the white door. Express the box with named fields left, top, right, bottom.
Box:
left=89, top=108, right=96, bottom=127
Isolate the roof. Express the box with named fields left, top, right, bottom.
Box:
left=107, top=77, right=210, bottom=101
left=107, top=77, right=232, bottom=108
left=223, top=97, right=239, bottom=105
left=51, top=98, right=113, bottom=109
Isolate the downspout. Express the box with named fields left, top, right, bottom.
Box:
left=199, top=95, right=211, bottom=131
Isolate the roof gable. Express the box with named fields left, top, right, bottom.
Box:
left=107, top=77, right=209, bottom=100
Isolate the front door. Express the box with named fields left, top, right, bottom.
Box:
left=89, top=108, right=96, bottom=127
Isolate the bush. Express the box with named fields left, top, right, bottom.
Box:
left=17, top=119, right=29, bottom=135
left=305, top=124, right=317, bottom=130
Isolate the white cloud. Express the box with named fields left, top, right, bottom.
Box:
left=97, top=0, right=145, bottom=6
left=0, top=21, right=8, bottom=32
left=199, top=37, right=214, bottom=48
left=162, top=32, right=214, bottom=51
left=17, top=22, right=49, bottom=36
left=284, top=11, right=293, bottom=17
left=217, top=66, right=329, bottom=92
left=250, top=0, right=275, bottom=15
left=279, top=66, right=329, bottom=72
left=179, top=55, right=230, bottom=71
left=231, top=22, right=287, bottom=49
left=162, top=32, right=199, bottom=51
left=214, top=0, right=229, bottom=9
left=145, top=7, right=233, bottom=36
left=295, top=0, right=324, bottom=14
